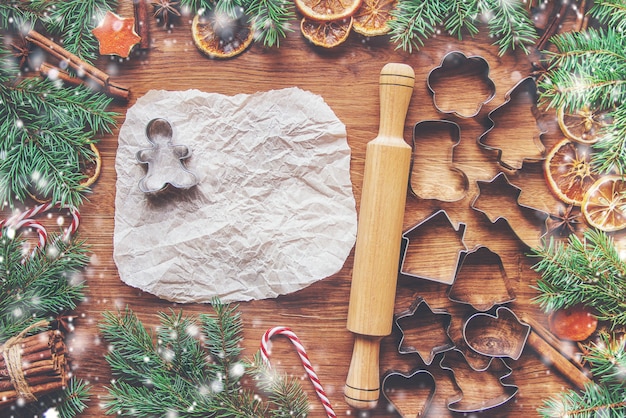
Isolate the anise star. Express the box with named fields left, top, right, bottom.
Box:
left=547, top=204, right=582, bottom=237
left=9, top=34, right=34, bottom=70
left=92, top=11, right=142, bottom=58
left=151, top=0, right=181, bottom=27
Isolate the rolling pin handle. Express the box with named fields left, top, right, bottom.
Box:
left=344, top=334, right=381, bottom=410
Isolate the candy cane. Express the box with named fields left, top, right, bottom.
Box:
left=1, top=203, right=80, bottom=241
left=260, top=326, right=336, bottom=418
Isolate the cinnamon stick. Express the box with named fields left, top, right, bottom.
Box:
left=39, top=62, right=130, bottom=101
left=26, top=30, right=109, bottom=86
left=27, top=31, right=131, bottom=100
left=0, top=329, right=68, bottom=410
left=527, top=330, right=592, bottom=390
left=134, top=0, right=150, bottom=49
left=520, top=314, right=584, bottom=369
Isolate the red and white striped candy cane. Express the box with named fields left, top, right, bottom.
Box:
left=1, top=202, right=80, bottom=241
left=260, top=326, right=336, bottom=418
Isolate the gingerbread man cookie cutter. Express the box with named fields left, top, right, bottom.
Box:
left=136, top=118, right=198, bottom=194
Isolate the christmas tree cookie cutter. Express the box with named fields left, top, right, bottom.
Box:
left=440, top=348, right=519, bottom=413
left=477, top=77, right=547, bottom=170
left=427, top=51, right=496, bottom=118
left=135, top=118, right=198, bottom=194
left=470, top=172, right=549, bottom=248
left=447, top=245, right=516, bottom=312
left=400, top=210, right=468, bottom=285
left=381, top=369, right=437, bottom=417
left=394, top=297, right=455, bottom=366
left=463, top=306, right=531, bottom=361
left=410, top=120, right=469, bottom=202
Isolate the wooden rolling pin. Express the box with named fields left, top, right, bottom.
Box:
left=344, top=63, right=415, bottom=410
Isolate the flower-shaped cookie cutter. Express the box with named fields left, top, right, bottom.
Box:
left=381, top=369, right=437, bottom=418
left=478, top=76, right=547, bottom=170
left=136, top=118, right=198, bottom=194
left=447, top=246, right=515, bottom=312
left=400, top=210, right=468, bottom=285
left=427, top=51, right=496, bottom=118
left=394, top=297, right=455, bottom=366
left=470, top=172, right=549, bottom=248
left=463, top=306, right=531, bottom=361
left=410, top=120, right=469, bottom=202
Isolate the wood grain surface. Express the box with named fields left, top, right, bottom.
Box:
left=9, top=1, right=586, bottom=416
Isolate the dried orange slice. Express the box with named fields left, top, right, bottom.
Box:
left=544, top=138, right=600, bottom=206
left=295, top=0, right=362, bottom=21
left=352, top=0, right=396, bottom=36
left=301, top=17, right=352, bottom=48
left=582, top=175, right=626, bottom=232
left=557, top=105, right=613, bottom=145
left=80, top=143, right=102, bottom=188
left=91, top=11, right=141, bottom=58
left=191, top=12, right=254, bottom=59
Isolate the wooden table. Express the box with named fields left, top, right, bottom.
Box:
left=43, top=1, right=584, bottom=416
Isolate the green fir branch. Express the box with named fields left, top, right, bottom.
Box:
left=444, top=0, right=479, bottom=40
left=479, top=0, right=538, bottom=56
left=101, top=301, right=310, bottom=417
left=584, top=332, right=626, bottom=386
left=248, top=0, right=294, bottom=47
left=530, top=229, right=626, bottom=329
left=0, top=230, right=89, bottom=341
left=589, top=0, right=626, bottom=35
left=388, top=0, right=448, bottom=53
left=539, top=382, right=626, bottom=417
left=55, top=378, right=91, bottom=418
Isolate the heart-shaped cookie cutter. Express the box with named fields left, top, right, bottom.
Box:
left=381, top=369, right=437, bottom=417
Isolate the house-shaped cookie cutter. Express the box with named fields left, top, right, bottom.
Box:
left=399, top=210, right=468, bottom=285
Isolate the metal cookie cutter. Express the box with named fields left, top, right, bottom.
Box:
left=427, top=51, right=496, bottom=118
left=410, top=120, right=469, bottom=202
left=478, top=77, right=547, bottom=170
left=400, top=210, right=467, bottom=285
left=394, top=297, right=455, bottom=366
left=470, top=172, right=549, bottom=249
left=381, top=369, right=436, bottom=418
left=448, top=246, right=515, bottom=312
left=440, top=348, right=519, bottom=413
left=136, top=118, right=198, bottom=194
left=463, top=306, right=531, bottom=361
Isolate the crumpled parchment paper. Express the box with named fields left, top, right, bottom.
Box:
left=113, top=88, right=357, bottom=303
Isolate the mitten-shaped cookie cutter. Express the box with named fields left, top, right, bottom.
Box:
left=136, top=118, right=198, bottom=194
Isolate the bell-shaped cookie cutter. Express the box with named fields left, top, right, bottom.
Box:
left=427, top=51, right=496, bottom=118
left=381, top=369, right=437, bottom=418
left=477, top=76, right=547, bottom=170
left=136, top=118, right=198, bottom=194
left=394, top=297, right=455, bottom=365
left=448, top=246, right=515, bottom=312
left=463, top=306, right=531, bottom=361
left=400, top=210, right=468, bottom=285
left=410, top=120, right=469, bottom=202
